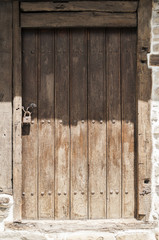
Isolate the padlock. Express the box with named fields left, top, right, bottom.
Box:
left=23, top=111, right=31, bottom=124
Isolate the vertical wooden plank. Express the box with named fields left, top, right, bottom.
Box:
left=0, top=1, right=12, bottom=195
left=38, top=30, right=54, bottom=219
left=55, top=29, right=70, bottom=220
left=137, top=0, right=152, bottom=219
left=106, top=29, right=121, bottom=219
left=22, top=30, right=38, bottom=219
left=88, top=29, right=106, bottom=219
left=70, top=29, right=88, bottom=219
left=121, top=29, right=136, bottom=218
left=13, top=0, right=22, bottom=221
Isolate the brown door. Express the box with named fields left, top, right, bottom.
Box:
left=22, top=28, right=136, bottom=220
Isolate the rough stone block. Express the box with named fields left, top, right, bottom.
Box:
left=153, top=44, right=159, bottom=53
left=116, top=232, right=155, bottom=240
left=0, top=232, right=47, bottom=240
left=46, top=232, right=115, bottom=240
left=153, top=27, right=159, bottom=35
left=66, top=232, right=115, bottom=240
left=0, top=196, right=10, bottom=222
left=153, top=71, right=159, bottom=85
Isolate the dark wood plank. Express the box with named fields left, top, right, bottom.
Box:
left=121, top=29, right=136, bottom=218
left=106, top=29, right=121, bottom=219
left=88, top=29, right=106, bottom=219
left=38, top=30, right=54, bottom=219
left=137, top=0, right=152, bottom=219
left=70, top=29, right=88, bottom=219
left=55, top=29, right=70, bottom=220
left=22, top=30, right=38, bottom=219
left=150, top=54, right=159, bottom=66
left=21, top=1, right=138, bottom=13
left=21, top=12, right=137, bottom=28
left=0, top=1, right=12, bottom=195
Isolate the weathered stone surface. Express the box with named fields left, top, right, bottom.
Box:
left=46, top=232, right=115, bottom=240
left=153, top=27, right=159, bottom=35
left=153, top=44, right=159, bottom=52
left=116, top=232, right=155, bottom=240
left=0, top=232, right=46, bottom=240
left=66, top=232, right=115, bottom=240
left=0, top=196, right=11, bottom=222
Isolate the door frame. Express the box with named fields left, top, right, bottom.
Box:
left=13, top=0, right=152, bottom=221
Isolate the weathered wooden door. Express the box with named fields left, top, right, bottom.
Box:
left=22, top=28, right=136, bottom=220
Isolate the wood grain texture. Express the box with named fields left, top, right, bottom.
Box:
left=21, top=1, right=138, bottom=13
left=13, top=1, right=22, bottom=221
left=149, top=54, right=159, bottom=66
left=55, top=29, right=70, bottom=220
left=0, top=1, right=12, bottom=195
left=121, top=29, right=136, bottom=218
left=38, top=30, right=54, bottom=219
left=137, top=0, right=152, bottom=219
left=88, top=29, right=106, bottom=219
left=21, top=12, right=137, bottom=28
left=70, top=29, right=88, bottom=219
left=106, top=29, right=121, bottom=219
left=22, top=30, right=38, bottom=219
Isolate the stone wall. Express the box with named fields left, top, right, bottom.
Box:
left=150, top=0, right=159, bottom=223
left=1, top=0, right=159, bottom=239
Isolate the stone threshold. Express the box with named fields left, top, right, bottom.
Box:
left=5, top=219, right=158, bottom=233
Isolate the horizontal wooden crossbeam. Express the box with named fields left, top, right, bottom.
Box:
left=21, top=12, right=137, bottom=28
left=20, top=1, right=138, bottom=13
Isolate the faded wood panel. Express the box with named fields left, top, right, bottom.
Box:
left=21, top=12, right=137, bottom=28
left=88, top=29, right=106, bottom=219
left=0, top=1, right=12, bottom=195
left=70, top=29, right=88, bottom=219
left=55, top=29, right=70, bottom=220
left=137, top=0, right=152, bottom=219
left=106, top=29, right=121, bottom=219
left=38, top=30, right=54, bottom=219
left=13, top=0, right=22, bottom=221
left=22, top=30, right=38, bottom=219
left=21, top=1, right=138, bottom=13
left=121, top=29, right=136, bottom=218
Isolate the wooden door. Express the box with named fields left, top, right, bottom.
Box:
left=22, top=28, right=136, bottom=220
